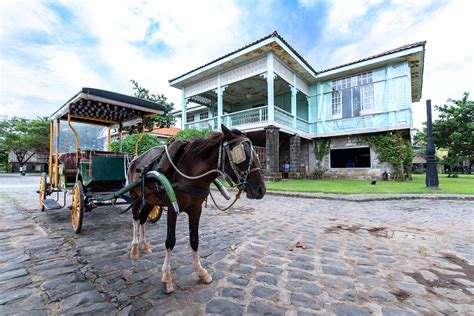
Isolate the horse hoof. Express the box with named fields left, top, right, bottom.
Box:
left=142, top=243, right=152, bottom=254
left=199, top=273, right=213, bottom=284
left=161, top=282, right=174, bottom=294
left=130, top=245, right=139, bottom=260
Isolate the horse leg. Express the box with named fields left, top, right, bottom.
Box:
left=189, top=207, right=212, bottom=284
left=130, top=200, right=140, bottom=260
left=139, top=204, right=153, bottom=254
left=161, top=206, right=177, bottom=294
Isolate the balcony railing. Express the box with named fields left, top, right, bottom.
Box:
left=185, top=117, right=218, bottom=130
left=222, top=106, right=268, bottom=128
left=296, top=117, right=310, bottom=133
left=275, top=107, right=294, bottom=126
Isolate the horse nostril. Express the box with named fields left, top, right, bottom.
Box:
left=257, top=185, right=266, bottom=197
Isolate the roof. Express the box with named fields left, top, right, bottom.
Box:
left=169, top=31, right=317, bottom=83
left=169, top=31, right=425, bottom=83
left=318, top=41, right=426, bottom=74
left=49, top=87, right=165, bottom=126
left=150, top=126, right=180, bottom=137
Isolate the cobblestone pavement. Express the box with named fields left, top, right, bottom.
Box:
left=1, top=174, right=473, bottom=315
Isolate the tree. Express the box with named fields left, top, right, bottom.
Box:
left=111, top=133, right=163, bottom=156
left=363, top=132, right=413, bottom=180
left=175, top=128, right=216, bottom=140
left=130, top=80, right=176, bottom=131
left=0, top=117, right=49, bottom=168
left=431, top=92, right=474, bottom=176
left=312, top=138, right=331, bottom=179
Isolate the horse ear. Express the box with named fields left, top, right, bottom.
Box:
left=221, top=124, right=234, bottom=139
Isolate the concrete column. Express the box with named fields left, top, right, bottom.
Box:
left=181, top=90, right=187, bottom=130
left=264, top=125, right=281, bottom=181
left=291, top=84, right=297, bottom=129
left=290, top=134, right=301, bottom=178
left=267, top=53, right=275, bottom=123
left=217, top=74, right=223, bottom=127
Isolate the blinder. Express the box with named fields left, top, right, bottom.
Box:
left=230, top=143, right=246, bottom=164
left=221, top=137, right=262, bottom=190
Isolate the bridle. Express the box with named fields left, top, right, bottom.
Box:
left=218, top=137, right=262, bottom=191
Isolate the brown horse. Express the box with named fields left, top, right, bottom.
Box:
left=127, top=125, right=266, bottom=293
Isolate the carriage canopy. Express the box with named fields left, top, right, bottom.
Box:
left=49, top=87, right=165, bottom=126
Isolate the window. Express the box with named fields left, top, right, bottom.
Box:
left=332, top=90, right=342, bottom=117
left=360, top=84, right=374, bottom=112
left=332, top=72, right=374, bottom=118
left=330, top=147, right=371, bottom=168
left=186, top=114, right=194, bottom=122
left=199, top=112, right=209, bottom=120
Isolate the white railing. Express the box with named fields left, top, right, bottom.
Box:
left=185, top=117, right=218, bottom=130
left=222, top=106, right=268, bottom=128
left=296, top=117, right=310, bottom=133
left=275, top=107, right=294, bottom=126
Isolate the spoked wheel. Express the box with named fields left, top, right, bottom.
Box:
left=39, top=172, right=47, bottom=211
left=71, top=181, right=85, bottom=233
left=147, top=206, right=163, bottom=223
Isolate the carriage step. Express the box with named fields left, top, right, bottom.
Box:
left=43, top=199, right=63, bottom=210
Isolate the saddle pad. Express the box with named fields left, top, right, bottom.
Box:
left=133, top=139, right=188, bottom=174
left=158, top=140, right=188, bottom=173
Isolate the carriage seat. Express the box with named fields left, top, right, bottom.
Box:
left=58, top=151, right=127, bottom=175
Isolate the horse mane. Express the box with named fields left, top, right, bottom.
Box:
left=181, top=132, right=224, bottom=158
left=181, top=129, right=245, bottom=159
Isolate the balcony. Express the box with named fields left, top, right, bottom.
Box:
left=184, top=105, right=313, bottom=134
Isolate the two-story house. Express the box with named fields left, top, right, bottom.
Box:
left=169, top=31, right=425, bottom=180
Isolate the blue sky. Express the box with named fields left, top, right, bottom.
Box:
left=1, top=0, right=473, bottom=128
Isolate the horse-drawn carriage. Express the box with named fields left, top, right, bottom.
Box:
left=38, top=87, right=178, bottom=233
left=38, top=87, right=266, bottom=293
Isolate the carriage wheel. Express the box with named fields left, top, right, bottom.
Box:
left=39, top=172, right=47, bottom=211
left=147, top=206, right=163, bottom=223
left=71, top=181, right=85, bottom=233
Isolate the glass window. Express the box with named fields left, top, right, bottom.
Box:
left=186, top=114, right=194, bottom=122
left=199, top=112, right=209, bottom=120
left=332, top=71, right=374, bottom=118
left=332, top=90, right=342, bottom=117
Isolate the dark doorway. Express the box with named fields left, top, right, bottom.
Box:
left=330, top=147, right=371, bottom=168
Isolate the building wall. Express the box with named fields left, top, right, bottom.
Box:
left=317, top=134, right=392, bottom=179
left=310, top=61, right=412, bottom=137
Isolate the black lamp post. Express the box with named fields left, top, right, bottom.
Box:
left=425, top=99, right=439, bottom=189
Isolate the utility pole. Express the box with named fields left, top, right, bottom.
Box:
left=425, top=99, right=439, bottom=189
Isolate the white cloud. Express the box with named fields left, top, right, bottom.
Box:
left=1, top=0, right=245, bottom=117
left=1, top=0, right=472, bottom=133
left=306, top=0, right=474, bottom=128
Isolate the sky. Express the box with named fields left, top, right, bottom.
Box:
left=1, top=0, right=473, bottom=129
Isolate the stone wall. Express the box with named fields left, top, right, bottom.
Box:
left=319, top=134, right=393, bottom=180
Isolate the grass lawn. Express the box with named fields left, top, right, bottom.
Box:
left=266, top=174, right=474, bottom=195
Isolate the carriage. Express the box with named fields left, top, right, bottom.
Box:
left=38, top=88, right=177, bottom=233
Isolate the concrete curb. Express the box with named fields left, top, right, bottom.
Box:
left=265, top=190, right=474, bottom=202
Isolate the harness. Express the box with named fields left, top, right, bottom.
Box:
left=164, top=136, right=262, bottom=211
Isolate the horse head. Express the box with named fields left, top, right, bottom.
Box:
left=221, top=124, right=266, bottom=199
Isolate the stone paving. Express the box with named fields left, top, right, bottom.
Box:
left=0, top=174, right=473, bottom=315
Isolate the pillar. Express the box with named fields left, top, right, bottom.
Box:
left=291, top=84, right=297, bottom=129
left=425, top=99, right=439, bottom=188
left=264, top=125, right=281, bottom=181
left=267, top=53, right=275, bottom=123
left=290, top=134, right=301, bottom=178
left=181, top=89, right=187, bottom=130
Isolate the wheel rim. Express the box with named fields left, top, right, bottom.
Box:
left=72, top=183, right=80, bottom=231
left=148, top=206, right=161, bottom=221
left=39, top=175, right=45, bottom=209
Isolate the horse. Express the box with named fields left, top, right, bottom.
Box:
left=127, top=124, right=266, bottom=294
